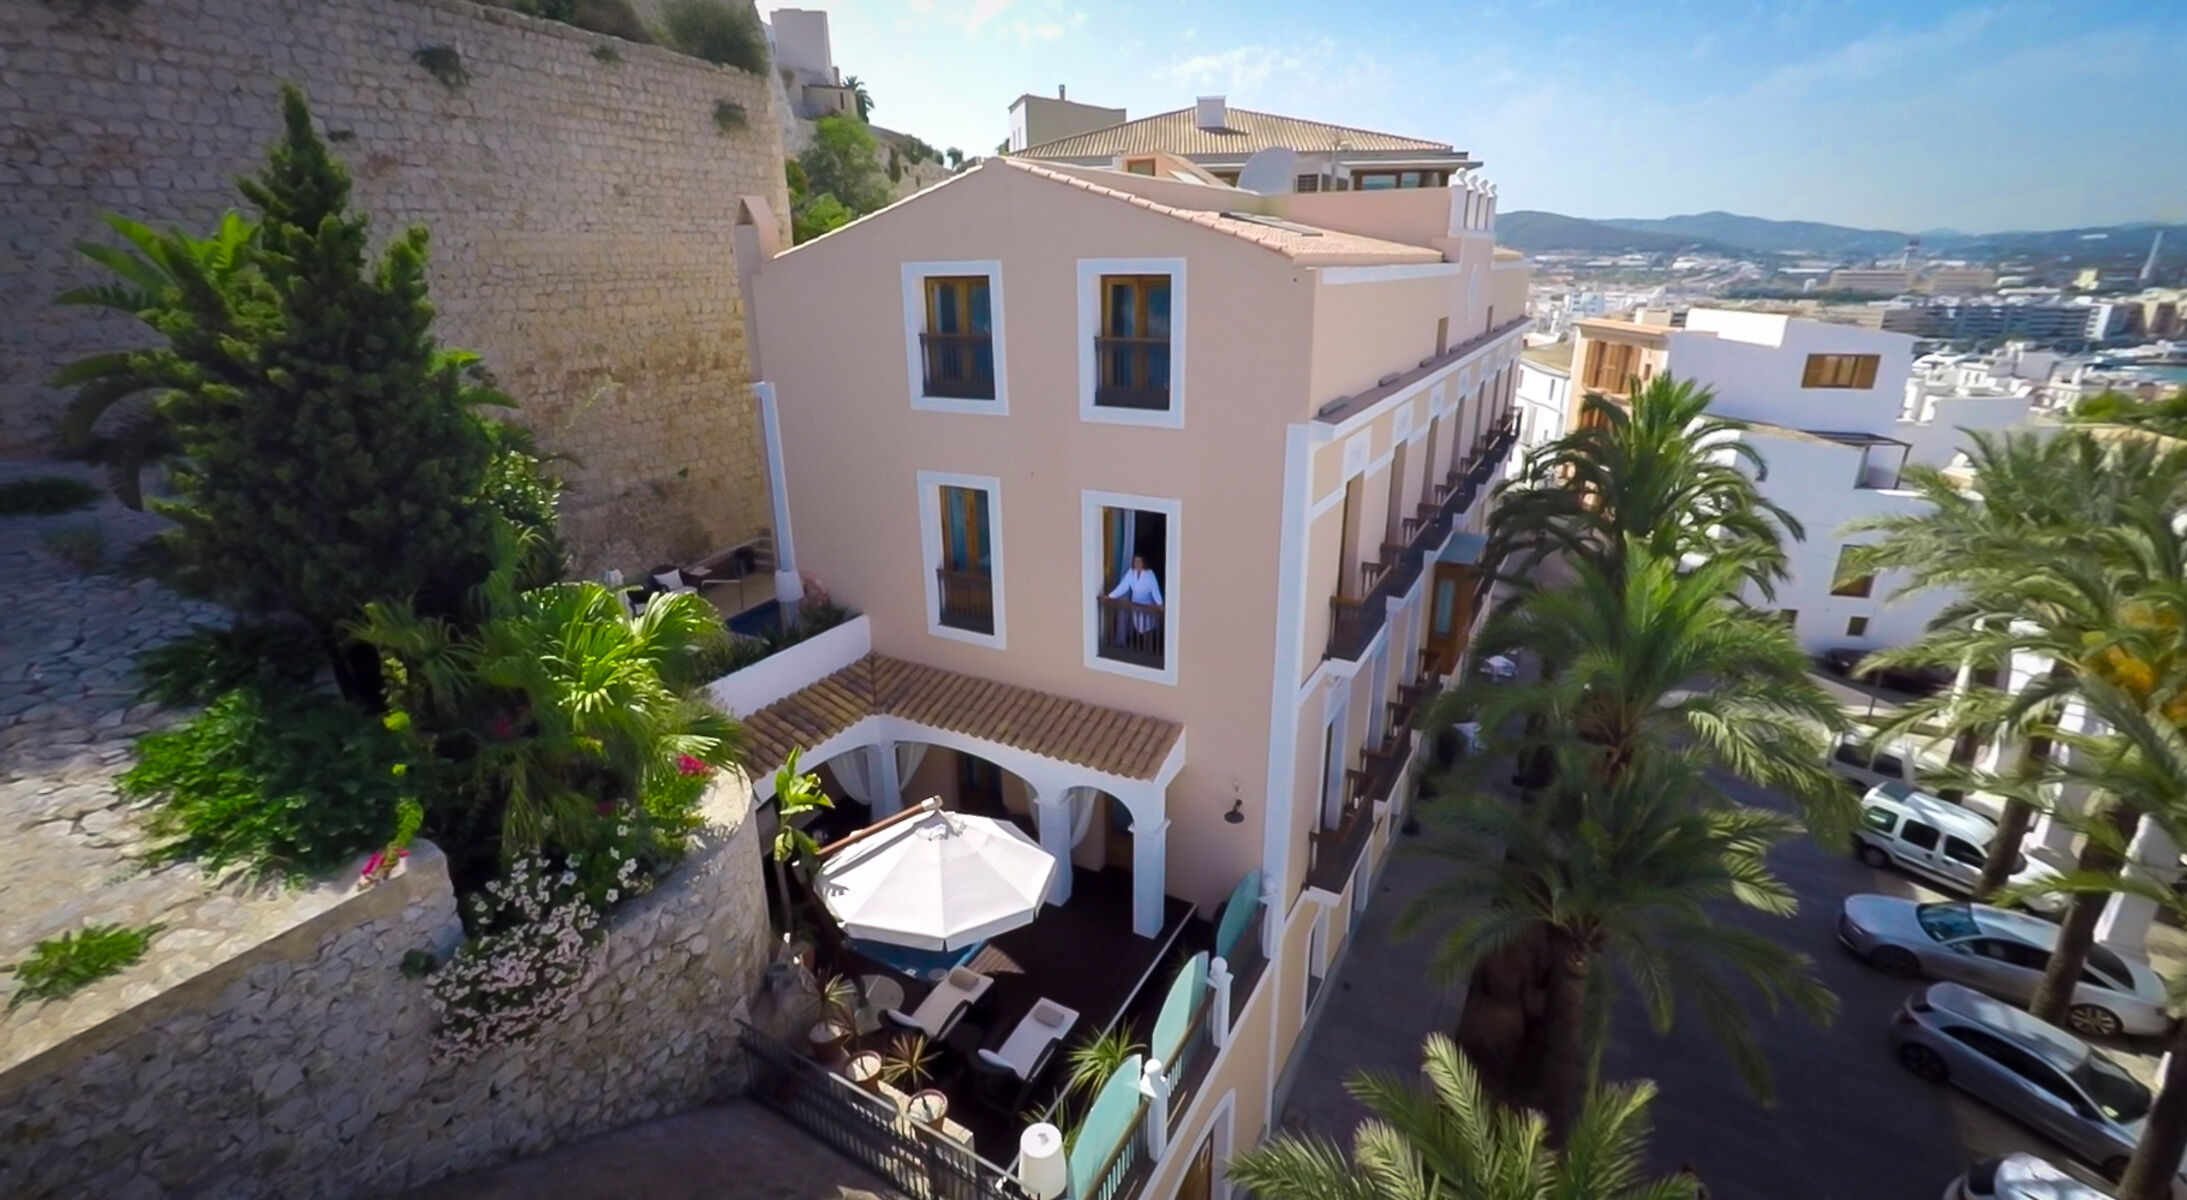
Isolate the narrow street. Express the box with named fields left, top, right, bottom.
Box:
left=1280, top=765, right=2126, bottom=1199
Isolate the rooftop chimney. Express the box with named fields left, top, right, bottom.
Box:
left=1058, top=84, right=1067, bottom=100
left=1195, top=95, right=1227, bottom=131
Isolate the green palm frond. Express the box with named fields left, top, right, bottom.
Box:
left=1232, top=1034, right=1696, bottom=1200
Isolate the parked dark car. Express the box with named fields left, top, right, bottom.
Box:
left=1821, top=647, right=1953, bottom=696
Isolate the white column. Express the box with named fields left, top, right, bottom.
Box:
left=868, top=742, right=902, bottom=818
left=1139, top=1057, right=1172, bottom=1160
left=1034, top=788, right=1074, bottom=906
left=2029, top=782, right=2082, bottom=855
left=1208, top=957, right=1233, bottom=1049
left=756, top=381, right=803, bottom=606
left=2098, top=814, right=2182, bottom=951
left=1132, top=816, right=1169, bottom=939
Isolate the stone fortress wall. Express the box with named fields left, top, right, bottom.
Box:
left=0, top=776, right=770, bottom=1200
left=0, top=0, right=791, bottom=575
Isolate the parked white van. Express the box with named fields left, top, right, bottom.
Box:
left=1831, top=733, right=2006, bottom=821
left=1853, top=782, right=2066, bottom=915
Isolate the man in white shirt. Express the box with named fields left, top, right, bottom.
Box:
left=1106, top=555, right=1163, bottom=636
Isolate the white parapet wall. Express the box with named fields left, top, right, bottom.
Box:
left=706, top=613, right=873, bottom=717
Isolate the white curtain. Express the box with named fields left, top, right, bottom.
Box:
left=896, top=743, right=929, bottom=788
left=830, top=747, right=878, bottom=807
left=1065, top=786, right=1099, bottom=846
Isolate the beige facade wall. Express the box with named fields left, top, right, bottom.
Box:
left=754, top=163, right=1313, bottom=913
left=750, top=158, right=1530, bottom=1191
left=0, top=0, right=790, bottom=574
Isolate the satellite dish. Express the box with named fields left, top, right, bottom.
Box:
left=1236, top=147, right=1298, bottom=194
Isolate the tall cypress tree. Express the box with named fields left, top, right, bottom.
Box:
left=61, top=85, right=508, bottom=691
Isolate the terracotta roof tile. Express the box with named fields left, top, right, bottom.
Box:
left=998, top=160, right=1442, bottom=266
left=1019, top=105, right=1454, bottom=160
left=742, top=654, right=1182, bottom=784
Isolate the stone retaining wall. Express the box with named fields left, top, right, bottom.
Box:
left=0, top=774, right=770, bottom=1200
left=0, top=0, right=790, bottom=574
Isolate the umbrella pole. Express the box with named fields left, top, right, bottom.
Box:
left=816, top=795, right=944, bottom=860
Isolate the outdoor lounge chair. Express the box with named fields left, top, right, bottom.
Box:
left=884, top=966, right=992, bottom=1040
left=975, top=999, right=1079, bottom=1081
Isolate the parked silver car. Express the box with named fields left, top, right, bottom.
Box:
left=1842, top=895, right=2171, bottom=1037
left=1947, top=1152, right=2114, bottom=1199
left=1892, top=982, right=2181, bottom=1185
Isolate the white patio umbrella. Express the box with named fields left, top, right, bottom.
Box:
left=815, top=798, right=1058, bottom=953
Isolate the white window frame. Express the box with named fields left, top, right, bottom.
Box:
left=918, top=470, right=1007, bottom=649
left=1304, top=903, right=1331, bottom=1020
left=1082, top=489, right=1181, bottom=685
left=901, top=261, right=1009, bottom=416
left=1077, top=257, right=1186, bottom=429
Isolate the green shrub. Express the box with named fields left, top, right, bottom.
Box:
left=120, top=687, right=420, bottom=881
left=660, top=0, right=767, bottom=72
left=40, top=522, right=105, bottom=570
left=507, top=0, right=653, bottom=42
left=413, top=44, right=468, bottom=89
left=678, top=600, right=853, bottom=685
left=572, top=0, right=651, bottom=41
left=136, top=621, right=326, bottom=707
left=5, top=923, right=162, bottom=1009
left=0, top=475, right=102, bottom=516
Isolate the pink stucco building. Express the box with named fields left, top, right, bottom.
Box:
left=730, top=152, right=1529, bottom=1197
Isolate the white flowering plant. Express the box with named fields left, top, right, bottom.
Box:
left=427, top=855, right=606, bottom=1061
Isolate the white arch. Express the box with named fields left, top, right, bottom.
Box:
left=753, top=713, right=1184, bottom=936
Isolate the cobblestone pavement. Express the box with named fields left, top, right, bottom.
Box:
left=0, top=456, right=309, bottom=1069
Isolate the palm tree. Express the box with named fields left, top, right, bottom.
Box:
left=2072, top=386, right=2187, bottom=440
left=1395, top=747, right=1836, bottom=1141
left=1231, top=1033, right=1698, bottom=1200
left=352, top=523, right=739, bottom=864
left=1492, top=376, right=1802, bottom=597
left=1988, top=666, right=2187, bottom=1200
left=1851, top=430, right=2187, bottom=1024
left=49, top=212, right=257, bottom=507
left=769, top=746, right=832, bottom=948
left=1848, top=431, right=2187, bottom=894
left=843, top=74, right=873, bottom=122
left=1429, top=542, right=1850, bottom=836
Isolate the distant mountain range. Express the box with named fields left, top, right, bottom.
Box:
left=1499, top=208, right=2184, bottom=265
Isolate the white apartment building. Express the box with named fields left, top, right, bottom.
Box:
left=1568, top=309, right=2032, bottom=654
left=1515, top=340, right=1573, bottom=460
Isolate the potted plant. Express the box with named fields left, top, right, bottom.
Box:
left=805, top=971, right=859, bottom=1063
left=843, top=1046, right=885, bottom=1092
left=879, top=1032, right=944, bottom=1122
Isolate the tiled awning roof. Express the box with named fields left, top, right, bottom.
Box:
left=743, top=654, right=1183, bottom=784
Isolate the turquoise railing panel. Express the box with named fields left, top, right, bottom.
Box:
left=1149, top=951, right=1208, bottom=1069
left=1068, top=1051, right=1145, bottom=1199
left=1213, top=869, right=1261, bottom=960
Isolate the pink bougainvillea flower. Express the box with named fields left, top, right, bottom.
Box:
left=676, top=754, right=710, bottom=777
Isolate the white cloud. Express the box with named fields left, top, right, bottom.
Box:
left=963, top=0, right=1012, bottom=33
left=1158, top=45, right=1298, bottom=95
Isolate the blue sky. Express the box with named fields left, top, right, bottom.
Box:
left=763, top=0, right=2187, bottom=233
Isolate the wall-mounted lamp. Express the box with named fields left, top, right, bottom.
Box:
left=1224, top=799, right=1245, bottom=825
